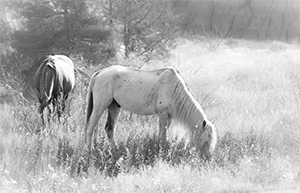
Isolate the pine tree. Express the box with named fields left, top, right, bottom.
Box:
left=7, top=0, right=115, bottom=64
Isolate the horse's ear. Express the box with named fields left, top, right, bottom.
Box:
left=202, top=120, right=206, bottom=128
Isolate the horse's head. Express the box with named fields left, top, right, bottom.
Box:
left=193, top=120, right=217, bottom=160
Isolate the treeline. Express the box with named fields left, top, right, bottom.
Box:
left=174, top=0, right=300, bottom=40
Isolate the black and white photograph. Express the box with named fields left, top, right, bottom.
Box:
left=0, top=0, right=300, bottom=192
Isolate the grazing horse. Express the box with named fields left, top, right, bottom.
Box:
left=85, top=65, right=217, bottom=159
left=35, top=55, right=75, bottom=124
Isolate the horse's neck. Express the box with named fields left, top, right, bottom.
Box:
left=170, top=74, right=207, bottom=131
left=172, top=95, right=206, bottom=131
left=185, top=105, right=206, bottom=130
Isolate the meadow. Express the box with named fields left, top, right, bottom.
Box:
left=1, top=37, right=300, bottom=192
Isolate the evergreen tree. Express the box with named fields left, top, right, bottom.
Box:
left=6, top=0, right=115, bottom=64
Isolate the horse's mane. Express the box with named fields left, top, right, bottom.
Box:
left=169, top=68, right=207, bottom=132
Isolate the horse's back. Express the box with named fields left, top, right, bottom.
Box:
left=92, top=65, right=177, bottom=93
left=95, top=65, right=173, bottom=81
left=92, top=65, right=167, bottom=90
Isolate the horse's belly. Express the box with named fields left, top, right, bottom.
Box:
left=116, top=98, right=157, bottom=115
left=114, top=90, right=157, bottom=115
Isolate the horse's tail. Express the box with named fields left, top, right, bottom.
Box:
left=85, top=71, right=99, bottom=126
left=44, top=67, right=55, bottom=100
left=37, top=64, right=56, bottom=112
left=85, top=83, right=93, bottom=126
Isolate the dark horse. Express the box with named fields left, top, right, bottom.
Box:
left=35, top=55, right=75, bottom=124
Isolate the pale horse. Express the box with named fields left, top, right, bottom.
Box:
left=85, top=65, right=217, bottom=159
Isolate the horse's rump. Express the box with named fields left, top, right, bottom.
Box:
left=34, top=55, right=75, bottom=123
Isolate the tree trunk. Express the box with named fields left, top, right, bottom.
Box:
left=123, top=24, right=130, bottom=59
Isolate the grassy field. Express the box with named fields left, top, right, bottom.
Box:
left=1, top=37, right=300, bottom=192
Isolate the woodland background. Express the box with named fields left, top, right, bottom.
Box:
left=0, top=0, right=299, bottom=103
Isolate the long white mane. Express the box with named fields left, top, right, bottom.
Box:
left=168, top=68, right=208, bottom=132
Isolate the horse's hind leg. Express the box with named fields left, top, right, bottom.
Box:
left=85, top=83, right=115, bottom=150
left=61, top=93, right=69, bottom=113
left=39, top=99, right=49, bottom=125
left=47, top=105, right=52, bottom=123
left=56, top=94, right=63, bottom=120
left=105, top=101, right=121, bottom=146
left=85, top=107, right=105, bottom=150
left=58, top=94, right=70, bottom=122
left=39, top=104, right=46, bottom=125
left=85, top=91, right=116, bottom=149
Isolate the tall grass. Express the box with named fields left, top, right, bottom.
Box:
left=1, top=38, right=300, bottom=192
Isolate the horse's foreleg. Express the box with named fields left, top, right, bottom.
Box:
left=105, top=102, right=121, bottom=146
left=158, top=114, right=171, bottom=143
